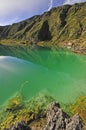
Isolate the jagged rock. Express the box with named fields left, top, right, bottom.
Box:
left=66, top=114, right=82, bottom=130
left=9, top=121, right=31, bottom=130
left=42, top=102, right=83, bottom=130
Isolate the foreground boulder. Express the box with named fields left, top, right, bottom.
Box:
left=43, top=102, right=83, bottom=130
left=9, top=121, right=31, bottom=130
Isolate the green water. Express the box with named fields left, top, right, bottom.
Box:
left=0, top=50, right=86, bottom=105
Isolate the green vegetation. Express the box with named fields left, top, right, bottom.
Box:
left=70, top=96, right=86, bottom=122
left=0, top=93, right=55, bottom=130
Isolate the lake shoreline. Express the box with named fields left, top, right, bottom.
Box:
left=0, top=43, right=86, bottom=58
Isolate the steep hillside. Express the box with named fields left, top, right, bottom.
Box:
left=0, top=2, right=86, bottom=54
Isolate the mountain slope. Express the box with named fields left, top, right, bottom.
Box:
left=0, top=2, right=86, bottom=53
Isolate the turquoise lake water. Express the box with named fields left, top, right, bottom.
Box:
left=0, top=50, right=86, bottom=105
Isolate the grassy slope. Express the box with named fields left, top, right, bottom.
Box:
left=0, top=2, right=86, bottom=53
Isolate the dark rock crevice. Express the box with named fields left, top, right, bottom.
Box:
left=38, top=20, right=52, bottom=41
left=59, top=5, right=71, bottom=28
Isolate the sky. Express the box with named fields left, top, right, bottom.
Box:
left=0, top=0, right=86, bottom=26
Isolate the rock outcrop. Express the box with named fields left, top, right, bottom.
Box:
left=43, top=102, right=83, bottom=130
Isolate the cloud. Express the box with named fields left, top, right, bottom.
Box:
left=63, top=0, right=86, bottom=5
left=0, top=0, right=86, bottom=25
left=0, top=0, right=49, bottom=25
left=48, top=0, right=53, bottom=11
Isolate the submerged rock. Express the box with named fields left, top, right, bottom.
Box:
left=42, top=102, right=83, bottom=130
